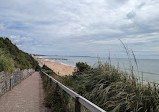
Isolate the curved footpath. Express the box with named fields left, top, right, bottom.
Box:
left=0, top=72, right=49, bottom=112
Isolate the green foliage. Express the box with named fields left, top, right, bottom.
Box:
left=75, top=62, right=91, bottom=72
left=42, top=65, right=56, bottom=75
left=40, top=59, right=159, bottom=111
left=40, top=72, right=70, bottom=112
left=45, top=88, right=64, bottom=112
left=72, top=62, right=159, bottom=112
left=0, top=49, right=15, bottom=74
left=61, top=76, right=74, bottom=87
left=0, top=37, right=38, bottom=73
left=43, top=61, right=159, bottom=112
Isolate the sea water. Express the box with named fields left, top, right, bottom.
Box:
left=40, top=55, right=159, bottom=83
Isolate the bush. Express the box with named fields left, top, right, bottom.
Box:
left=40, top=72, right=70, bottom=112
left=42, top=65, right=55, bottom=75
left=72, top=62, right=159, bottom=112
left=0, top=37, right=38, bottom=73
left=41, top=59, right=159, bottom=111
left=76, top=62, right=91, bottom=72
left=0, top=49, right=15, bottom=73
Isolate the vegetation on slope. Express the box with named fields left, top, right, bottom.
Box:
left=41, top=65, right=70, bottom=112
left=72, top=62, right=159, bottom=112
left=0, top=37, right=38, bottom=73
left=0, top=49, right=15, bottom=73
left=41, top=61, right=159, bottom=112
left=41, top=41, right=159, bottom=112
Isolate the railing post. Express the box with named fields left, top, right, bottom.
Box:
left=56, top=83, right=59, bottom=91
left=10, top=75, right=13, bottom=90
left=46, top=75, right=48, bottom=84
left=49, top=78, right=52, bottom=86
left=75, top=96, right=81, bottom=112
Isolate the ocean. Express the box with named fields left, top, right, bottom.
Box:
left=40, top=55, right=159, bottom=83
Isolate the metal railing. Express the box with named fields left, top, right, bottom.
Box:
left=41, top=71, right=106, bottom=112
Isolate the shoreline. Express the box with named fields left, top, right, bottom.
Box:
left=44, top=58, right=76, bottom=68
left=34, top=56, right=75, bottom=76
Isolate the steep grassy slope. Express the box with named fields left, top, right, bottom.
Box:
left=0, top=37, right=38, bottom=73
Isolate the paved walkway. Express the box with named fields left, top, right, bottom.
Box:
left=0, top=72, right=49, bottom=112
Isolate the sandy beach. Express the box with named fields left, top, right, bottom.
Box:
left=34, top=56, right=75, bottom=76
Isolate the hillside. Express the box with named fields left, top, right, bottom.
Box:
left=41, top=62, right=159, bottom=112
left=0, top=37, right=38, bottom=73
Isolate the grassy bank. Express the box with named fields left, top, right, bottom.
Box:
left=40, top=65, right=71, bottom=112
left=41, top=60, right=159, bottom=112
left=0, top=37, right=39, bottom=73
left=72, top=62, right=159, bottom=112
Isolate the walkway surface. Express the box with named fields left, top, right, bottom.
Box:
left=0, top=72, right=49, bottom=112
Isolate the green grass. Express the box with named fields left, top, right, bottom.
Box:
left=40, top=65, right=70, bottom=112
left=41, top=61, right=159, bottom=112
left=0, top=49, right=15, bottom=74
left=0, top=37, right=39, bottom=73
left=70, top=62, right=159, bottom=111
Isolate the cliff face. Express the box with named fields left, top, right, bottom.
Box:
left=0, top=37, right=38, bottom=73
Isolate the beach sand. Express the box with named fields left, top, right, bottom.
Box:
left=34, top=56, right=75, bottom=76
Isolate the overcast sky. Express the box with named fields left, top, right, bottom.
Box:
left=0, top=0, right=159, bottom=59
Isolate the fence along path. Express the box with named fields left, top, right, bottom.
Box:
left=0, top=72, right=49, bottom=112
left=42, top=71, right=106, bottom=112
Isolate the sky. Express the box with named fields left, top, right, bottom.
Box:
left=0, top=0, right=159, bottom=59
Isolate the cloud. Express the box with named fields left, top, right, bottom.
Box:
left=0, top=24, right=5, bottom=31
left=127, top=11, right=136, bottom=19
left=137, top=2, right=146, bottom=9
left=0, top=0, right=159, bottom=58
left=9, top=35, right=32, bottom=45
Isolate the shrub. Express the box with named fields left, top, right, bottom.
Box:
left=73, top=62, right=159, bottom=112
left=0, top=49, right=15, bottom=73
left=0, top=37, right=38, bottom=73
left=40, top=72, right=69, bottom=112
left=76, top=62, right=91, bottom=72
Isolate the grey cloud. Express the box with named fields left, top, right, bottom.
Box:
left=127, top=11, right=136, bottom=19
left=106, top=0, right=129, bottom=8
left=0, top=0, right=159, bottom=58
left=9, top=35, right=32, bottom=45
left=137, top=2, right=146, bottom=9
left=0, top=24, right=5, bottom=31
